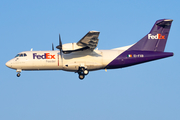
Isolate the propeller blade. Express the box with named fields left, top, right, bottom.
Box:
left=52, top=43, right=54, bottom=51
left=56, top=33, right=63, bottom=59
left=56, top=34, right=62, bottom=50
left=59, top=34, right=62, bottom=48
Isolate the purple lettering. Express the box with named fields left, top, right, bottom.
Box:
left=42, top=53, right=46, bottom=59
left=33, top=53, right=37, bottom=59
left=37, top=55, right=42, bottom=59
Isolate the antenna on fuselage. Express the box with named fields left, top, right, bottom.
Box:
left=30, top=48, right=33, bottom=51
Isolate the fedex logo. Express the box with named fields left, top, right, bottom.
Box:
left=33, top=53, right=55, bottom=59
left=148, top=34, right=165, bottom=40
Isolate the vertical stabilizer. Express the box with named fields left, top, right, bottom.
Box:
left=128, top=19, right=173, bottom=52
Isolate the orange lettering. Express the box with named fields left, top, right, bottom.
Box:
left=46, top=53, right=51, bottom=59
left=158, top=34, right=165, bottom=39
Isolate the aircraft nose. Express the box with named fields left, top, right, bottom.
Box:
left=6, top=61, right=11, bottom=68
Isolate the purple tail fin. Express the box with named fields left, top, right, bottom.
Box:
left=128, top=19, right=173, bottom=52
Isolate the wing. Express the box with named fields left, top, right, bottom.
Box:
left=77, top=31, right=100, bottom=50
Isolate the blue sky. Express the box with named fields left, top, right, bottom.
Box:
left=1, top=0, right=180, bottom=120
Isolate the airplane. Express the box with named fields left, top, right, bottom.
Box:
left=6, top=19, right=174, bottom=80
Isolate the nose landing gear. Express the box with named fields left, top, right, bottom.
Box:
left=16, top=69, right=22, bottom=77
left=17, top=73, right=21, bottom=77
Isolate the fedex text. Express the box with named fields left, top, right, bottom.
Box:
left=33, top=53, right=55, bottom=59
left=148, top=34, right=165, bottom=40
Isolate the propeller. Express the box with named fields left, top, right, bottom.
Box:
left=52, top=43, right=54, bottom=51
left=56, top=34, right=63, bottom=59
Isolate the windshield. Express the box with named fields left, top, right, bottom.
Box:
left=15, top=54, right=20, bottom=57
left=15, top=53, right=27, bottom=58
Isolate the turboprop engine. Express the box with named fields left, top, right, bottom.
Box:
left=62, top=43, right=87, bottom=54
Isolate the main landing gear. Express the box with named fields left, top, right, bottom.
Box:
left=78, top=67, right=89, bottom=80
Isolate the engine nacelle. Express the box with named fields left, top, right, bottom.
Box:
left=62, top=43, right=85, bottom=53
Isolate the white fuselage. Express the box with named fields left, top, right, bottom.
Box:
left=6, top=49, right=128, bottom=72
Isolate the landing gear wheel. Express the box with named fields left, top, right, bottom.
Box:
left=17, top=73, right=21, bottom=77
left=79, top=74, right=85, bottom=80
left=83, top=69, right=89, bottom=75
left=80, top=67, right=85, bottom=71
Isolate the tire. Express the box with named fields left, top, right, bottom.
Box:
left=79, top=74, right=85, bottom=80
left=83, top=69, right=89, bottom=75
left=80, top=67, right=85, bottom=71
left=17, top=73, right=20, bottom=77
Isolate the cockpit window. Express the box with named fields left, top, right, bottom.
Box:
left=15, top=53, right=27, bottom=58
left=15, top=54, right=20, bottom=57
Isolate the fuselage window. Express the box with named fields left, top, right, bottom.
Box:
left=24, top=53, right=27, bottom=57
